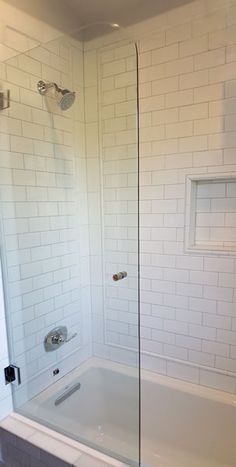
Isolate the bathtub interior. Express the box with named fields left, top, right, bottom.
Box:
left=142, top=377, right=236, bottom=467
left=18, top=364, right=140, bottom=466
left=18, top=360, right=236, bottom=467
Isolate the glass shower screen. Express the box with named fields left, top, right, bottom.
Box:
left=0, top=26, right=140, bottom=466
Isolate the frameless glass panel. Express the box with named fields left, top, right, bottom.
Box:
left=0, top=24, right=139, bottom=466
left=91, top=39, right=140, bottom=464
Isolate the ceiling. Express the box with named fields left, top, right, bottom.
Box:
left=3, top=0, right=192, bottom=40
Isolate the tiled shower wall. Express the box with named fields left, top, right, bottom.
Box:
left=0, top=1, right=64, bottom=420
left=84, top=41, right=139, bottom=367
left=88, top=0, right=236, bottom=393
left=194, top=178, right=236, bottom=249
left=0, top=2, right=92, bottom=412
left=138, top=0, right=236, bottom=392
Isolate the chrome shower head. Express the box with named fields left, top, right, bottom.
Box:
left=58, top=89, right=76, bottom=111
left=37, top=80, right=75, bottom=111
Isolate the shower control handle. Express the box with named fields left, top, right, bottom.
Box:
left=112, top=271, right=127, bottom=281
left=51, top=334, right=64, bottom=344
left=44, top=327, right=77, bottom=352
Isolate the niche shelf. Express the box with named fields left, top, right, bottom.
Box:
left=185, top=173, right=236, bottom=256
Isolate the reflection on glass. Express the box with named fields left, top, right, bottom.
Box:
left=0, top=25, right=139, bottom=466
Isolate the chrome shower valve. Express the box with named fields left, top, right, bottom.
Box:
left=44, top=326, right=77, bottom=351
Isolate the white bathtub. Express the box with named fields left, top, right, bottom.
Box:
left=16, top=358, right=236, bottom=467
left=141, top=368, right=236, bottom=467
left=18, top=359, right=140, bottom=466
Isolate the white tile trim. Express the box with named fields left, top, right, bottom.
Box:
left=0, top=412, right=129, bottom=467
left=185, top=172, right=236, bottom=256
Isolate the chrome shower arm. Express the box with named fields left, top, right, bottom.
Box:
left=37, top=80, right=60, bottom=95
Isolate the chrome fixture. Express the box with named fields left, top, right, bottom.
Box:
left=37, top=80, right=76, bottom=111
left=55, top=382, right=81, bottom=406
left=110, top=23, right=120, bottom=29
left=112, top=271, right=127, bottom=281
left=0, top=90, right=10, bottom=111
left=44, top=326, right=77, bottom=352
left=73, top=21, right=120, bottom=41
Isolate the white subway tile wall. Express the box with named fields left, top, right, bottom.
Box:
left=82, top=42, right=140, bottom=371
left=0, top=28, right=92, bottom=408
left=88, top=0, right=236, bottom=393
left=195, top=179, right=236, bottom=249
left=138, top=0, right=236, bottom=391
left=101, top=42, right=139, bottom=359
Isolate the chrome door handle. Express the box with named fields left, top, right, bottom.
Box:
left=112, top=271, right=127, bottom=281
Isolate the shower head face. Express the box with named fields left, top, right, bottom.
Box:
left=37, top=81, right=76, bottom=111
left=58, top=89, right=76, bottom=111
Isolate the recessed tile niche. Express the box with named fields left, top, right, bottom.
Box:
left=185, top=174, right=236, bottom=255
